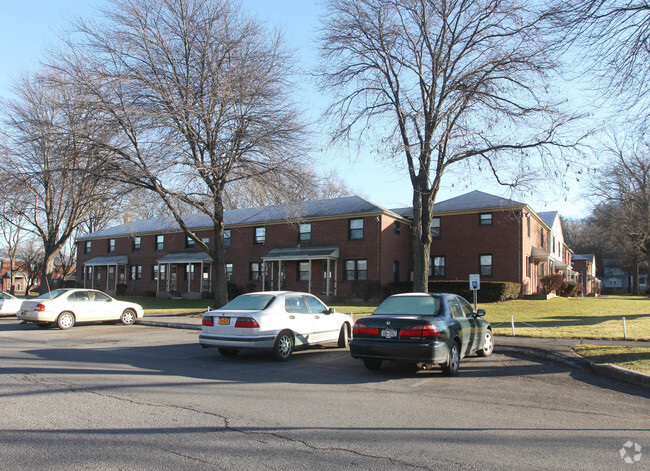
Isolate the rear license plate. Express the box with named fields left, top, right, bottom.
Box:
left=381, top=328, right=398, bottom=339
left=218, top=317, right=230, bottom=325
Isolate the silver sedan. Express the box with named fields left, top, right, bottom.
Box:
left=0, top=290, right=23, bottom=315
left=17, top=288, right=144, bottom=329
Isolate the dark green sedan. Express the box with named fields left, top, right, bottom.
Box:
left=350, top=293, right=493, bottom=375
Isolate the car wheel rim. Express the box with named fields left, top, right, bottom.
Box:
left=484, top=333, right=493, bottom=352
left=278, top=335, right=291, bottom=358
left=451, top=345, right=459, bottom=371
left=61, top=315, right=73, bottom=328
left=123, top=311, right=135, bottom=324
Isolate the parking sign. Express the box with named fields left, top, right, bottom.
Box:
left=469, top=274, right=480, bottom=291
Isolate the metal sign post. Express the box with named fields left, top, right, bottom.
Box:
left=469, top=274, right=480, bottom=312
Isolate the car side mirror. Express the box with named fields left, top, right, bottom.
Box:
left=324, top=307, right=334, bottom=314
left=476, top=309, right=486, bottom=317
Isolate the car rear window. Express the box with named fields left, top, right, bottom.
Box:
left=220, top=294, right=275, bottom=311
left=35, top=289, right=68, bottom=300
left=373, top=295, right=441, bottom=316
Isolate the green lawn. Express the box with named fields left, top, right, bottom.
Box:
left=573, top=344, right=650, bottom=375
left=477, top=296, right=650, bottom=341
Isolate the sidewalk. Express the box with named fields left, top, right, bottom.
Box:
left=137, top=314, right=650, bottom=391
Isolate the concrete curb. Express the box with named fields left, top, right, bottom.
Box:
left=137, top=320, right=201, bottom=331
left=496, top=345, right=650, bottom=392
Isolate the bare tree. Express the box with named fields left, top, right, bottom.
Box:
left=223, top=166, right=352, bottom=209
left=548, top=1, right=650, bottom=115
left=319, top=0, right=579, bottom=290
left=1, top=71, right=118, bottom=293
left=0, top=202, right=25, bottom=295
left=16, top=239, right=44, bottom=295
left=57, top=0, right=307, bottom=307
left=590, top=131, right=650, bottom=293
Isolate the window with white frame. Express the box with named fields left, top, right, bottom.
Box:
left=299, top=224, right=311, bottom=243
left=349, top=218, right=364, bottom=240
left=298, top=262, right=310, bottom=281
left=431, top=217, right=441, bottom=238
left=344, top=259, right=368, bottom=281
left=479, top=213, right=493, bottom=225
left=479, top=254, right=493, bottom=277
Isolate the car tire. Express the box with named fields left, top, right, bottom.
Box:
left=36, top=322, right=53, bottom=329
left=120, top=309, right=137, bottom=325
left=441, top=340, right=460, bottom=376
left=337, top=324, right=350, bottom=348
left=363, top=359, right=382, bottom=370
left=476, top=329, right=494, bottom=357
left=218, top=348, right=240, bottom=357
left=273, top=331, right=294, bottom=362
left=57, top=312, right=75, bottom=330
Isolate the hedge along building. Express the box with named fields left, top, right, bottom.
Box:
left=394, top=191, right=577, bottom=296
left=75, top=196, right=412, bottom=301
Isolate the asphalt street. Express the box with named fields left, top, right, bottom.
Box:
left=0, top=319, right=648, bottom=470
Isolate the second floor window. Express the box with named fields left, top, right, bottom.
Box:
left=84, top=241, right=91, bottom=254
left=254, top=227, right=266, bottom=245
left=479, top=213, right=493, bottom=225
left=108, top=239, right=116, bottom=253
left=224, top=229, right=231, bottom=248
left=133, top=236, right=141, bottom=252
left=299, top=224, right=311, bottom=243
left=349, top=218, right=364, bottom=240
left=431, top=217, right=441, bottom=238
left=155, top=235, right=164, bottom=251
left=186, top=234, right=195, bottom=249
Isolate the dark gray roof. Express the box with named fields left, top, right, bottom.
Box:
left=79, top=196, right=402, bottom=240
left=537, top=211, right=559, bottom=228
left=433, top=190, right=525, bottom=213
left=393, top=191, right=525, bottom=218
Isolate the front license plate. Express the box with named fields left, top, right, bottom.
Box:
left=381, top=328, right=398, bottom=339
left=218, top=317, right=230, bottom=325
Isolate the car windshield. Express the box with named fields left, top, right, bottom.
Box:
left=35, top=289, right=68, bottom=300
left=220, top=294, right=275, bottom=311
left=373, top=295, right=441, bottom=316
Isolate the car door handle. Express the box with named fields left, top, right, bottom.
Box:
left=315, top=316, right=320, bottom=319
left=289, top=315, right=296, bottom=319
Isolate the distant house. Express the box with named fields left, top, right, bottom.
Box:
left=0, top=251, right=27, bottom=293
left=572, top=254, right=601, bottom=295
left=75, top=191, right=575, bottom=300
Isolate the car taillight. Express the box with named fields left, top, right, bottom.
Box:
left=235, top=318, right=259, bottom=328
left=352, top=322, right=380, bottom=336
left=400, top=324, right=441, bottom=339
left=34, top=304, right=46, bottom=312
left=202, top=318, right=214, bottom=326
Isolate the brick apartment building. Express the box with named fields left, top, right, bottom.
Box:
left=76, top=196, right=411, bottom=300
left=396, top=191, right=577, bottom=296
left=75, top=191, right=578, bottom=300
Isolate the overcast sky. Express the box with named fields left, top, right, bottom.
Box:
left=0, top=0, right=592, bottom=218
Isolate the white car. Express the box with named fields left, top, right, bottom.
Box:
left=17, top=288, right=144, bottom=329
left=0, top=291, right=23, bottom=315
left=199, top=291, right=354, bottom=361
